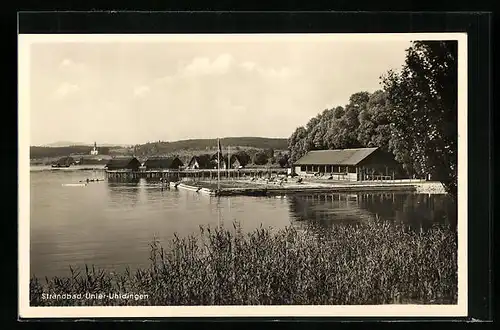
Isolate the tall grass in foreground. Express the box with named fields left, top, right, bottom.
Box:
left=30, top=220, right=457, bottom=306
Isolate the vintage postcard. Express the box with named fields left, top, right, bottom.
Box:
left=19, top=33, right=467, bottom=318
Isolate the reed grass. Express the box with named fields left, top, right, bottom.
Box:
left=30, top=219, right=457, bottom=306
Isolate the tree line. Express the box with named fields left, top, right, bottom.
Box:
left=30, top=146, right=116, bottom=159
left=133, top=137, right=288, bottom=156
left=288, top=41, right=457, bottom=197
left=174, top=148, right=289, bottom=168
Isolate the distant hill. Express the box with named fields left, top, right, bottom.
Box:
left=30, top=137, right=288, bottom=160
left=30, top=145, right=124, bottom=159
left=135, top=137, right=288, bottom=153
left=42, top=141, right=86, bottom=147
left=39, top=141, right=131, bottom=148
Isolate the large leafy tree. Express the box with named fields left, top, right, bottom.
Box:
left=288, top=126, right=308, bottom=163
left=333, top=93, right=367, bottom=149
left=253, top=150, right=269, bottom=165
left=357, top=90, right=392, bottom=152
left=382, top=40, right=458, bottom=197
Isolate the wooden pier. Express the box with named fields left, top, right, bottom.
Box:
left=105, top=168, right=288, bottom=181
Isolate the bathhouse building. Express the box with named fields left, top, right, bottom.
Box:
left=293, top=147, right=403, bottom=181
left=143, top=156, right=184, bottom=170
left=105, top=157, right=142, bottom=171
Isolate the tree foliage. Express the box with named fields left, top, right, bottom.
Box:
left=277, top=152, right=290, bottom=168
left=133, top=137, right=288, bottom=157
left=382, top=41, right=457, bottom=197
left=287, top=41, right=457, bottom=198
left=232, top=150, right=251, bottom=167
left=288, top=91, right=392, bottom=164
left=253, top=151, right=270, bottom=165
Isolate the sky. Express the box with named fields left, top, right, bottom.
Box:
left=28, top=36, right=411, bottom=146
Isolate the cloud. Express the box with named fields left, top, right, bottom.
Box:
left=258, top=66, right=298, bottom=79
left=153, top=76, right=174, bottom=85
left=133, top=85, right=151, bottom=98
left=152, top=54, right=235, bottom=85
left=240, top=61, right=257, bottom=72
left=59, top=58, right=73, bottom=67
left=58, top=58, right=86, bottom=73
left=181, top=53, right=234, bottom=77
left=52, top=82, right=80, bottom=99
left=239, top=60, right=299, bottom=79
left=215, top=97, right=247, bottom=115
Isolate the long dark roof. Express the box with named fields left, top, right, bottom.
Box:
left=144, top=156, right=183, bottom=168
left=57, top=156, right=75, bottom=163
left=294, top=148, right=379, bottom=166
left=105, top=157, right=140, bottom=168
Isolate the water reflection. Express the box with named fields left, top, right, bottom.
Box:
left=106, top=179, right=140, bottom=209
left=287, top=192, right=457, bottom=232
left=30, top=168, right=457, bottom=278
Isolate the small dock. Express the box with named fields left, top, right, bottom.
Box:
left=105, top=168, right=420, bottom=197
left=212, top=185, right=417, bottom=196
left=105, top=168, right=288, bottom=181
left=167, top=181, right=417, bottom=197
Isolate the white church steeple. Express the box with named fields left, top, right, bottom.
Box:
left=90, top=142, right=99, bottom=155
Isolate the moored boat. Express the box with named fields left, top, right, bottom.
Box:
left=51, top=164, right=71, bottom=168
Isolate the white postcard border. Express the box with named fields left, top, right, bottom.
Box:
left=18, top=32, right=468, bottom=318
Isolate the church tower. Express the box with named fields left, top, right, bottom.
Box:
left=90, top=142, right=99, bottom=155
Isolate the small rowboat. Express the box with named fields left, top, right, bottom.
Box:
left=62, top=183, right=87, bottom=187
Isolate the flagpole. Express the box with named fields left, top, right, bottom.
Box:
left=217, top=138, right=221, bottom=191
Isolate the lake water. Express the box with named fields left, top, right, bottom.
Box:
left=29, top=167, right=457, bottom=278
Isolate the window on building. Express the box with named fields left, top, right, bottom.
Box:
left=348, top=166, right=356, bottom=173
left=301, top=165, right=306, bottom=171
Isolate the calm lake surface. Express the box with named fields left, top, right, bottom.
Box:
left=30, top=166, right=457, bottom=278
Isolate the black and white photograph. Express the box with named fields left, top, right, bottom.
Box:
left=19, top=32, right=467, bottom=318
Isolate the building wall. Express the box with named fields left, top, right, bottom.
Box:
left=294, top=165, right=305, bottom=176
left=187, top=159, right=200, bottom=169
left=294, top=165, right=358, bottom=180
left=357, top=149, right=403, bottom=179
left=293, top=149, right=406, bottom=181
left=231, top=159, right=241, bottom=169
left=347, top=172, right=357, bottom=181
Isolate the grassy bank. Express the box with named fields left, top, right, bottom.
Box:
left=30, top=220, right=457, bottom=306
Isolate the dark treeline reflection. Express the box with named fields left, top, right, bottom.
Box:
left=105, top=178, right=140, bottom=208
left=287, top=192, right=457, bottom=232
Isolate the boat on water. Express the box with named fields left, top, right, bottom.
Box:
left=51, top=164, right=71, bottom=168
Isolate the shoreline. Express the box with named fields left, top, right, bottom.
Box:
left=171, top=179, right=448, bottom=196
